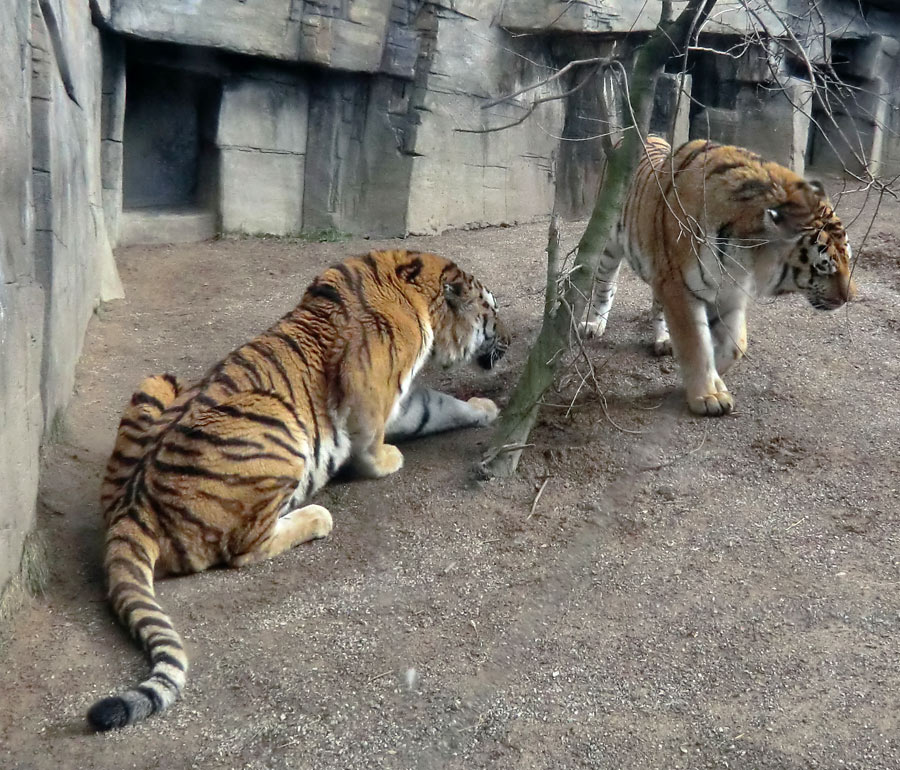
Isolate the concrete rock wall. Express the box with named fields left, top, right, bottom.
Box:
left=101, top=0, right=900, bottom=243
left=218, top=73, right=309, bottom=234
left=1, top=0, right=122, bottom=599
left=32, top=0, right=123, bottom=426
left=0, top=0, right=42, bottom=597
left=405, top=1, right=564, bottom=234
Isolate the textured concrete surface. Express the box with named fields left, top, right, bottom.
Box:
left=32, top=0, right=123, bottom=429
left=0, top=0, right=121, bottom=600
left=119, top=208, right=217, bottom=246
left=217, top=75, right=309, bottom=235
left=405, top=1, right=564, bottom=234
left=0, top=0, right=42, bottom=596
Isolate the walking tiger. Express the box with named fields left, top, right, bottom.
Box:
left=583, top=136, right=855, bottom=415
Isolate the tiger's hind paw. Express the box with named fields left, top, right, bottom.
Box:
left=466, top=397, right=500, bottom=426
left=652, top=339, right=673, bottom=357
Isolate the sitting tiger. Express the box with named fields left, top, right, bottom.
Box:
left=88, top=249, right=509, bottom=731
left=583, top=135, right=855, bottom=416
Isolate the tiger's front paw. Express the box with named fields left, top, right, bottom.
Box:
left=467, top=397, right=500, bottom=426
left=652, top=339, right=673, bottom=357
left=687, top=388, right=734, bottom=417
left=581, top=318, right=607, bottom=339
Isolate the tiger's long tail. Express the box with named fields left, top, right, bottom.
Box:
left=87, top=511, right=188, bottom=731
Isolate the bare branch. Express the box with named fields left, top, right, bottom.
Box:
left=480, top=57, right=609, bottom=110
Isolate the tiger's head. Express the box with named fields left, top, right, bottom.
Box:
left=771, top=201, right=856, bottom=311
left=429, top=262, right=509, bottom=371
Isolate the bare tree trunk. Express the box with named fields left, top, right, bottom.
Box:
left=480, top=0, right=718, bottom=478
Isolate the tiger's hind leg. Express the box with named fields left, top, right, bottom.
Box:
left=386, top=387, right=499, bottom=442
left=230, top=504, right=333, bottom=568
left=101, top=373, right=184, bottom=514
left=582, top=251, right=623, bottom=339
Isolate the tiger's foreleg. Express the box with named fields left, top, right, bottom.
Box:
left=385, top=387, right=499, bottom=441
left=582, top=250, right=623, bottom=339
left=657, top=284, right=734, bottom=416
left=353, top=434, right=404, bottom=478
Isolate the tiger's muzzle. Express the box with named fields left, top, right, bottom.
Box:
left=476, top=324, right=510, bottom=370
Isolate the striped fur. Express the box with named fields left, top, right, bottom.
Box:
left=88, top=249, right=509, bottom=731
left=583, top=136, right=856, bottom=416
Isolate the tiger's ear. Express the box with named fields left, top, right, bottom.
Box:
left=443, top=281, right=467, bottom=310
left=765, top=205, right=805, bottom=238
left=806, top=179, right=826, bottom=197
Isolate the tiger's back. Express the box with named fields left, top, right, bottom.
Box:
left=89, top=249, right=509, bottom=731
left=585, top=136, right=855, bottom=415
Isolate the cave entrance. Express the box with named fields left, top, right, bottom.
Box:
left=120, top=56, right=221, bottom=243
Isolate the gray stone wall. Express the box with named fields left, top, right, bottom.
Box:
left=31, top=0, right=123, bottom=426
left=1, top=0, right=122, bottom=599
left=405, top=1, right=564, bottom=234
left=100, top=0, right=900, bottom=243
left=218, top=72, right=309, bottom=235
left=0, top=0, right=42, bottom=597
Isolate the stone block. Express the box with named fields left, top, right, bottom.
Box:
left=304, top=75, right=413, bottom=237
left=403, top=2, right=563, bottom=233
left=832, top=34, right=899, bottom=82
left=119, top=208, right=217, bottom=246
left=0, top=282, right=45, bottom=594
left=299, top=6, right=391, bottom=72
left=650, top=73, right=692, bottom=148
left=219, top=148, right=304, bottom=235
left=692, top=79, right=813, bottom=177
left=500, top=0, right=662, bottom=34
left=103, top=0, right=398, bottom=72
left=217, top=77, right=308, bottom=154
left=104, top=0, right=304, bottom=61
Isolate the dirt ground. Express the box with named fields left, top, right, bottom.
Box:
left=1, top=188, right=899, bottom=770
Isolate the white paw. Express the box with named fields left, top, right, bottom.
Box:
left=687, top=388, right=734, bottom=416
left=467, top=397, right=500, bottom=425
left=581, top=318, right=607, bottom=339
left=302, top=504, right=333, bottom=539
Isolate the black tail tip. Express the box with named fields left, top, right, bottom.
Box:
left=87, top=697, right=129, bottom=732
